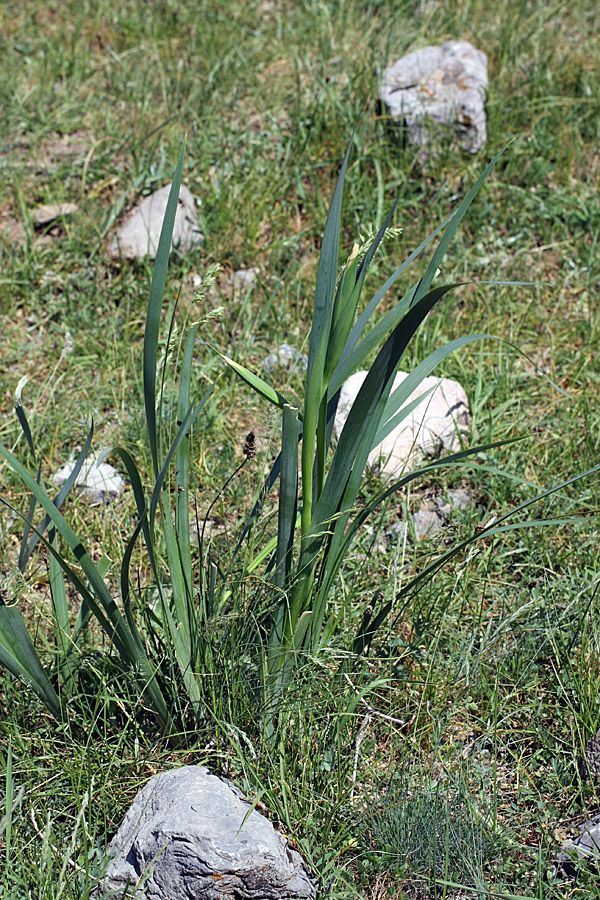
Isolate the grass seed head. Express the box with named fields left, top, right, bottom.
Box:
left=243, top=431, right=256, bottom=460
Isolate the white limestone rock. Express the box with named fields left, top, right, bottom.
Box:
left=33, top=202, right=78, bottom=225
left=333, top=370, right=470, bottom=479
left=108, top=183, right=203, bottom=260
left=53, top=458, right=124, bottom=506
left=97, top=766, right=316, bottom=900
left=380, top=40, right=488, bottom=155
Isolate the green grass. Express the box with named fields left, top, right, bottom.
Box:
left=1, top=0, right=600, bottom=897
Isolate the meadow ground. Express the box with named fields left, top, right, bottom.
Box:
left=0, top=1, right=599, bottom=897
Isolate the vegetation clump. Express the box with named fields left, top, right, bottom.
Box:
left=0, top=2, right=599, bottom=897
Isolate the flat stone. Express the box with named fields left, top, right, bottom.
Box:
left=0, top=215, right=26, bottom=246
left=263, top=343, right=308, bottom=373
left=232, top=268, right=259, bottom=293
left=108, top=183, right=203, bottom=260
left=380, top=40, right=488, bottom=155
left=333, top=370, right=470, bottom=479
left=385, top=489, right=472, bottom=547
left=33, top=202, right=78, bottom=225
left=447, top=488, right=471, bottom=510
left=97, top=766, right=316, bottom=900
left=436, top=488, right=472, bottom=519
left=412, top=508, right=444, bottom=540
left=53, top=458, right=124, bottom=506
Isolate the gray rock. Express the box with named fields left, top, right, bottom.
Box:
left=557, top=813, right=600, bottom=877
left=411, top=508, right=444, bottom=540
left=53, top=458, right=124, bottom=506
left=436, top=489, right=472, bottom=520
left=412, top=490, right=472, bottom=540
left=571, top=816, right=600, bottom=860
left=582, top=728, right=600, bottom=780
left=263, top=343, right=308, bottom=374
left=33, top=202, right=78, bottom=225
left=447, top=488, right=472, bottom=510
left=97, top=766, right=316, bottom=900
left=380, top=40, right=488, bottom=155
left=232, top=268, right=259, bottom=293
left=385, top=489, right=472, bottom=546
left=333, top=370, right=470, bottom=479
left=108, top=184, right=203, bottom=260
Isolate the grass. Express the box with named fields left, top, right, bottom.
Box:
left=1, top=0, right=600, bottom=897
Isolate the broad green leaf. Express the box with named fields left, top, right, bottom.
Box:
left=311, top=285, right=453, bottom=549
left=20, top=423, right=94, bottom=572
left=373, top=333, right=495, bottom=447
left=301, top=139, right=354, bottom=538
left=175, top=324, right=200, bottom=600
left=144, top=143, right=186, bottom=479
left=220, top=354, right=292, bottom=411
left=0, top=445, right=172, bottom=732
left=324, top=203, right=397, bottom=385
left=0, top=596, right=62, bottom=720
left=48, top=528, right=73, bottom=687
left=275, top=405, right=299, bottom=591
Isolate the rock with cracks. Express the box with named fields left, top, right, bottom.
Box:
left=380, top=40, right=488, bottom=156
left=97, top=766, right=316, bottom=900
left=557, top=812, right=600, bottom=878
left=108, top=183, right=203, bottom=260
left=333, top=370, right=470, bottom=479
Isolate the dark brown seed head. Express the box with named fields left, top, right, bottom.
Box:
left=243, top=431, right=256, bottom=460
